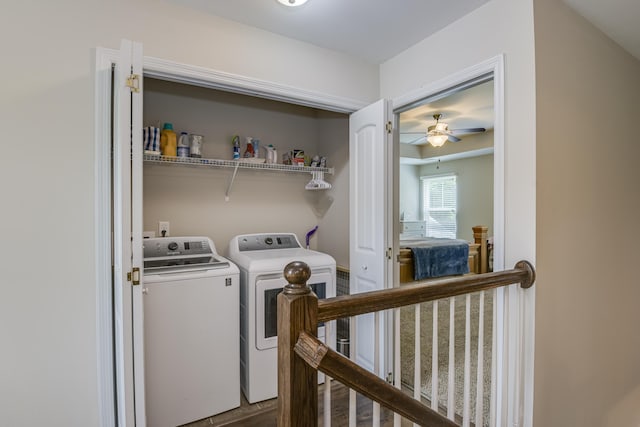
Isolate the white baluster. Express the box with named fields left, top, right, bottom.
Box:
left=463, top=294, right=471, bottom=427
left=394, top=308, right=401, bottom=427
left=431, top=300, right=439, bottom=412
left=324, top=320, right=332, bottom=427
left=490, top=289, right=497, bottom=427
left=349, top=317, right=356, bottom=427
left=476, top=291, right=485, bottom=427
left=373, top=311, right=380, bottom=427
left=413, top=304, right=421, bottom=427
left=447, top=297, right=455, bottom=420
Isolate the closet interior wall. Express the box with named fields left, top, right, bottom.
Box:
left=142, top=78, right=349, bottom=260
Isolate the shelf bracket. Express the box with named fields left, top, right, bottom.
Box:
left=225, top=161, right=241, bottom=201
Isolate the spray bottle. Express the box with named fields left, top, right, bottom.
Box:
left=232, top=135, right=240, bottom=160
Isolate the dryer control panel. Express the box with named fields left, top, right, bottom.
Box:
left=237, top=233, right=301, bottom=252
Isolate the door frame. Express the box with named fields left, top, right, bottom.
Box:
left=94, top=47, right=367, bottom=426
left=390, top=55, right=522, bottom=426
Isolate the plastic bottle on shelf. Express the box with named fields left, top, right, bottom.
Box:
left=177, top=132, right=190, bottom=158
left=189, top=134, right=203, bottom=158
left=244, top=137, right=254, bottom=158
left=160, top=123, right=177, bottom=157
left=232, top=135, right=240, bottom=160
left=262, top=144, right=277, bottom=164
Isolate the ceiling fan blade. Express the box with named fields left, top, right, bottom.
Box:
left=400, top=132, right=426, bottom=135
left=447, top=135, right=462, bottom=142
left=408, top=136, right=427, bottom=144
left=450, top=127, right=486, bottom=134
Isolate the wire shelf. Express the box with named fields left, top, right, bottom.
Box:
left=143, top=154, right=334, bottom=175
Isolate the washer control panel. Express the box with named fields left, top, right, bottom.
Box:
left=143, top=237, right=212, bottom=258
left=237, top=233, right=301, bottom=252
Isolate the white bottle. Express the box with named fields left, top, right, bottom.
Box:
left=177, top=132, right=190, bottom=158
left=262, top=145, right=277, bottom=164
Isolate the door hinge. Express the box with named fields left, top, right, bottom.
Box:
left=386, top=247, right=393, bottom=260
left=128, top=267, right=141, bottom=285
left=385, top=121, right=393, bottom=134
left=126, top=74, right=140, bottom=93
left=386, top=372, right=394, bottom=383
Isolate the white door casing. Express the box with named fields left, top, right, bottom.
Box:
left=349, top=99, right=392, bottom=376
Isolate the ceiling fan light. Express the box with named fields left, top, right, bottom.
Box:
left=427, top=134, right=448, bottom=147
left=277, top=0, right=309, bottom=6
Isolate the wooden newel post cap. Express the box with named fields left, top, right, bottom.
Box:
left=283, top=261, right=312, bottom=295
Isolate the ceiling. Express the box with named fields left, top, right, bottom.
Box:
left=564, top=0, right=640, bottom=61
left=175, top=0, right=490, bottom=64
left=399, top=80, right=494, bottom=146
left=176, top=0, right=640, bottom=64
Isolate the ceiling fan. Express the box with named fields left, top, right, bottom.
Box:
left=403, top=114, right=486, bottom=147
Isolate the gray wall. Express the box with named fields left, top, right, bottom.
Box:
left=534, top=0, right=640, bottom=425
left=400, top=155, right=493, bottom=241
left=143, top=79, right=349, bottom=261
left=417, top=154, right=494, bottom=242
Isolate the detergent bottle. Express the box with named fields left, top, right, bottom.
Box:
left=160, top=123, right=177, bottom=157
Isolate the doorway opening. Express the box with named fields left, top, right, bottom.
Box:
left=390, top=67, right=503, bottom=425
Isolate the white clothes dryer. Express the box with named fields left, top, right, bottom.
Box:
left=228, top=233, right=336, bottom=404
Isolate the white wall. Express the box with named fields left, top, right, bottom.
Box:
left=381, top=0, right=536, bottom=423
left=381, top=0, right=536, bottom=266
left=534, top=0, right=640, bottom=425
left=0, top=1, right=377, bottom=425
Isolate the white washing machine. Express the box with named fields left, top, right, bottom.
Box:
left=143, top=236, right=240, bottom=427
left=228, top=233, right=336, bottom=404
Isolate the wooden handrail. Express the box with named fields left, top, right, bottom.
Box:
left=295, top=331, right=458, bottom=427
left=277, top=260, right=536, bottom=427
left=317, top=260, right=534, bottom=322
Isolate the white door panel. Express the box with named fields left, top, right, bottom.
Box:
left=349, top=99, right=391, bottom=375
left=113, top=38, right=145, bottom=427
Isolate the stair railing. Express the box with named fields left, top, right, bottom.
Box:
left=277, top=260, right=535, bottom=427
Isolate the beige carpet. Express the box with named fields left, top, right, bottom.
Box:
left=400, top=291, right=493, bottom=426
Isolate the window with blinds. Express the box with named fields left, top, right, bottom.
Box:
left=421, top=174, right=457, bottom=238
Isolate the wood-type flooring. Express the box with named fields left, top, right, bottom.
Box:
left=184, top=381, right=415, bottom=426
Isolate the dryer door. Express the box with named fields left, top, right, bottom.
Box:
left=256, top=271, right=331, bottom=350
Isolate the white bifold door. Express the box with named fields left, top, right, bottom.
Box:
left=112, top=39, right=145, bottom=427
left=349, top=99, right=393, bottom=377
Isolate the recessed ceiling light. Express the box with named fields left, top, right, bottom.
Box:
left=277, top=0, right=309, bottom=6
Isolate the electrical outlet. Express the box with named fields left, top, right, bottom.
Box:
left=158, top=221, right=170, bottom=237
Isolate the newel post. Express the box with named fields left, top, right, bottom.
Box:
left=277, top=261, right=319, bottom=427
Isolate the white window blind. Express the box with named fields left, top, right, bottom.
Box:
left=422, top=174, right=457, bottom=238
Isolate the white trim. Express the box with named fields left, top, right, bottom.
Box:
left=98, top=48, right=367, bottom=114
left=94, top=47, right=117, bottom=427
left=143, top=56, right=367, bottom=113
